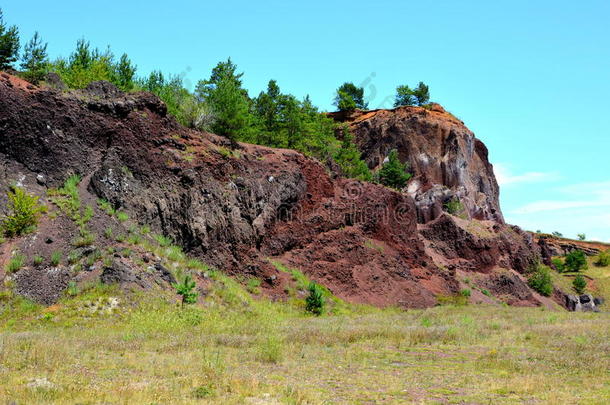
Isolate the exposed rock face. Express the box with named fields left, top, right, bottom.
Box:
left=329, top=105, right=503, bottom=224
left=0, top=75, right=543, bottom=308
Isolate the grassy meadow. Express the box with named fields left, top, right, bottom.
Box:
left=0, top=280, right=608, bottom=404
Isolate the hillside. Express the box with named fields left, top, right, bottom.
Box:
left=0, top=72, right=563, bottom=309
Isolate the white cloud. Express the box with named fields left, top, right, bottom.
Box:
left=494, top=163, right=558, bottom=186
left=512, top=181, right=610, bottom=214
left=506, top=180, right=610, bottom=241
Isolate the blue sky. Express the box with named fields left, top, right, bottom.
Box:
left=3, top=0, right=609, bottom=241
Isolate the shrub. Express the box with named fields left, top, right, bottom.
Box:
left=6, top=252, right=25, bottom=273
left=551, top=257, right=565, bottom=272
left=459, top=288, right=471, bottom=297
left=595, top=250, right=609, bottom=267
left=481, top=289, right=492, bottom=297
left=33, top=255, right=43, bottom=266
left=527, top=265, right=553, bottom=296
left=174, top=275, right=198, bottom=305
left=572, top=275, right=587, bottom=294
left=2, top=186, right=46, bottom=237
left=305, top=282, right=325, bottom=316
left=577, top=233, right=586, bottom=241
left=377, top=149, right=411, bottom=189
left=565, top=250, right=587, bottom=272
left=444, top=198, right=464, bottom=215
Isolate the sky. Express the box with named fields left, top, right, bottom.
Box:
left=3, top=0, right=609, bottom=241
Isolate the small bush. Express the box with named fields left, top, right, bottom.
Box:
left=565, top=250, right=587, bottom=272
left=305, top=282, right=325, bottom=316
left=551, top=257, right=565, bottom=272
left=528, top=265, right=553, bottom=296
left=444, top=198, right=464, bottom=215
left=481, top=289, right=492, bottom=297
left=174, top=275, right=198, bottom=305
left=577, top=233, right=586, bottom=241
left=6, top=253, right=25, bottom=273
left=595, top=250, right=609, bottom=267
left=572, top=275, right=587, bottom=294
left=460, top=288, right=471, bottom=297
left=104, top=227, right=113, bottom=239
left=33, top=255, right=43, bottom=266
left=2, top=186, right=46, bottom=237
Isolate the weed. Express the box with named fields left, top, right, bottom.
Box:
left=6, top=253, right=25, bottom=273
left=50, top=251, right=62, bottom=266
left=104, top=227, right=113, bottom=239
left=2, top=186, right=46, bottom=237
left=116, top=211, right=129, bottom=222
left=97, top=199, right=116, bottom=215
left=33, top=255, right=44, bottom=266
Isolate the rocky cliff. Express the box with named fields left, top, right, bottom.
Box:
left=0, top=73, right=552, bottom=309
left=329, top=104, right=503, bottom=224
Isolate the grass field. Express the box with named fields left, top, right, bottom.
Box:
left=0, top=279, right=609, bottom=404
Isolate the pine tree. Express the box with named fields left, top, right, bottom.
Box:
left=412, top=81, right=430, bottom=106
left=20, top=31, right=48, bottom=84
left=174, top=275, right=198, bottom=305
left=333, top=82, right=367, bottom=111
left=394, top=85, right=415, bottom=107
left=196, top=59, right=252, bottom=145
left=0, top=9, right=20, bottom=70
left=114, top=53, right=136, bottom=91
left=377, top=149, right=411, bottom=189
left=305, top=282, right=325, bottom=316
left=333, top=127, right=372, bottom=181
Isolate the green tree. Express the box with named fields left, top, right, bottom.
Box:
left=394, top=85, right=415, bottom=107
left=2, top=186, right=46, bottom=237
left=174, top=275, right=198, bottom=305
left=565, top=250, right=587, bottom=272
left=395, top=82, right=430, bottom=107
left=527, top=265, right=553, bottom=296
left=577, top=233, right=586, bottom=241
left=412, top=81, right=430, bottom=105
left=333, top=82, right=367, bottom=111
left=333, top=127, right=372, bottom=181
left=377, top=149, right=411, bottom=189
left=305, top=282, right=325, bottom=316
left=114, top=53, right=136, bottom=91
left=196, top=59, right=252, bottom=144
left=20, top=31, right=48, bottom=84
left=0, top=8, right=19, bottom=70
left=572, top=275, right=586, bottom=294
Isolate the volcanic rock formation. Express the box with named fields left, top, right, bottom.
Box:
left=0, top=73, right=551, bottom=308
